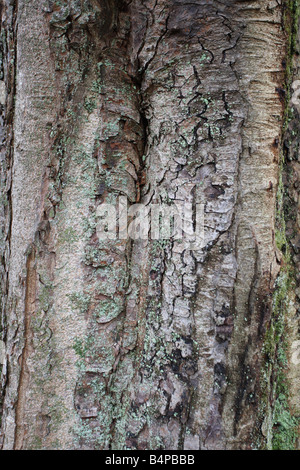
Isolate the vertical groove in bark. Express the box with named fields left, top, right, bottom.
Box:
left=0, top=0, right=58, bottom=449
left=14, top=247, right=36, bottom=449
left=0, top=0, right=18, bottom=442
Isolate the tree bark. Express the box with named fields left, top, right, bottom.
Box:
left=0, top=0, right=299, bottom=450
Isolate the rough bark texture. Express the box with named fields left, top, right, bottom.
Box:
left=0, top=0, right=299, bottom=450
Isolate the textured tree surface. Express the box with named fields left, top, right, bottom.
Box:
left=0, top=0, right=299, bottom=450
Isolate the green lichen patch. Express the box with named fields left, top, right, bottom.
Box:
left=260, top=112, right=299, bottom=450
left=283, top=0, right=300, bottom=130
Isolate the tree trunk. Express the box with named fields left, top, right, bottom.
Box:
left=0, top=0, right=299, bottom=450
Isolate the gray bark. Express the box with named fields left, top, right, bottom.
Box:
left=0, top=0, right=299, bottom=450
